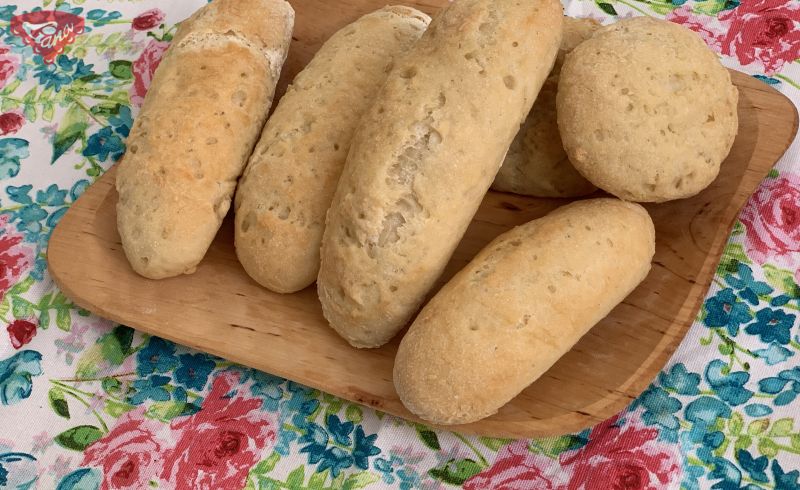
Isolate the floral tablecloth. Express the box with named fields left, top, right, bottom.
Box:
left=1, top=0, right=799, bottom=488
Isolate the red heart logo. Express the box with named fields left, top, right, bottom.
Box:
left=10, top=11, right=85, bottom=64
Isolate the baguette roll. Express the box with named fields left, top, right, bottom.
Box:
left=394, top=198, right=655, bottom=424
left=117, top=0, right=294, bottom=279
left=235, top=6, right=430, bottom=293
left=318, top=0, right=564, bottom=348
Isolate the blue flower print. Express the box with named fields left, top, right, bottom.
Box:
left=174, top=353, right=215, bottom=390
left=709, top=456, right=742, bottom=489
left=743, top=403, right=773, bottom=416
left=759, top=368, right=800, bottom=406
left=704, top=288, right=753, bottom=336
left=724, top=263, right=773, bottom=305
left=745, top=308, right=795, bottom=345
left=736, top=449, right=768, bottom=483
left=33, top=63, right=71, bottom=91
left=659, top=363, right=701, bottom=395
left=0, top=138, right=30, bottom=179
left=299, top=422, right=328, bottom=465
left=374, top=455, right=402, bottom=485
left=56, top=468, right=102, bottom=490
left=129, top=374, right=171, bottom=404
left=0, top=451, right=38, bottom=489
left=685, top=396, right=731, bottom=445
left=109, top=106, right=133, bottom=138
left=352, top=426, right=380, bottom=469
left=705, top=360, right=753, bottom=406
left=396, top=467, right=423, bottom=490
left=773, top=459, right=800, bottom=490
left=35, top=184, right=67, bottom=206
left=248, top=370, right=284, bottom=411
left=318, top=447, right=353, bottom=478
left=637, top=386, right=681, bottom=438
left=83, top=126, right=125, bottom=162
left=85, top=8, right=123, bottom=27
left=136, top=337, right=178, bottom=376
left=0, top=351, right=43, bottom=405
left=326, top=414, right=354, bottom=446
left=754, top=343, right=794, bottom=365
left=0, top=6, right=15, bottom=21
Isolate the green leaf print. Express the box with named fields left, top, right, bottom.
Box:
left=100, top=326, right=134, bottom=364
left=345, top=404, right=363, bottom=423
left=11, top=296, right=34, bottom=318
left=52, top=104, right=90, bottom=164
left=694, top=0, right=734, bottom=15
left=56, top=308, right=72, bottom=331
left=38, top=308, right=50, bottom=329
left=342, top=472, right=379, bottom=490
left=717, top=243, right=752, bottom=275
left=729, top=412, right=744, bottom=436
left=758, top=437, right=779, bottom=458
left=90, top=102, right=122, bottom=117
left=48, top=388, right=70, bottom=419
left=307, top=469, right=328, bottom=490
left=0, top=78, right=21, bottom=96
left=109, top=60, right=133, bottom=80
left=0, top=98, right=19, bottom=112
left=54, top=425, right=104, bottom=451
left=104, top=399, right=135, bottom=418
left=22, top=104, right=36, bottom=122
left=429, top=458, right=483, bottom=486
left=735, top=435, right=753, bottom=451
left=21, top=87, right=37, bottom=104
left=748, top=419, right=770, bottom=436
left=415, top=425, right=441, bottom=450
left=770, top=418, right=794, bottom=437
left=763, top=264, right=800, bottom=298
left=285, top=466, right=305, bottom=488
left=596, top=2, right=618, bottom=15
left=479, top=436, right=514, bottom=451
left=145, top=400, right=187, bottom=422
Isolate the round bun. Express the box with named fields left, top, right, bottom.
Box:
left=557, top=16, right=738, bottom=202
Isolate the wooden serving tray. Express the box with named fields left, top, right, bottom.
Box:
left=48, top=0, right=798, bottom=438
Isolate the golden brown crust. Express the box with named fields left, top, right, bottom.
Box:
left=393, top=198, right=655, bottom=425
left=116, top=0, right=294, bottom=279
left=234, top=6, right=430, bottom=293
left=557, top=17, right=738, bottom=202
left=318, top=0, right=564, bottom=348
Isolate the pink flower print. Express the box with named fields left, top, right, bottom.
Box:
left=739, top=172, right=800, bottom=281
left=666, top=6, right=726, bottom=51
left=160, top=372, right=276, bottom=490
left=718, top=0, right=800, bottom=75
left=82, top=407, right=165, bottom=490
left=464, top=441, right=559, bottom=490
left=0, top=214, right=34, bottom=302
left=0, top=45, right=19, bottom=89
left=560, top=411, right=681, bottom=490
left=130, top=39, right=169, bottom=108
left=31, top=431, right=53, bottom=454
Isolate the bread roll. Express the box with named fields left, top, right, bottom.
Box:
left=318, top=0, right=564, bottom=348
left=116, top=0, right=294, bottom=279
left=492, top=17, right=599, bottom=198
left=394, top=198, right=655, bottom=424
left=235, top=6, right=430, bottom=293
left=558, top=17, right=738, bottom=202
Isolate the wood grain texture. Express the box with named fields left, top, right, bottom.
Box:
left=47, top=0, right=799, bottom=437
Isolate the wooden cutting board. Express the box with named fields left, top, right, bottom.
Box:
left=47, top=0, right=798, bottom=437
